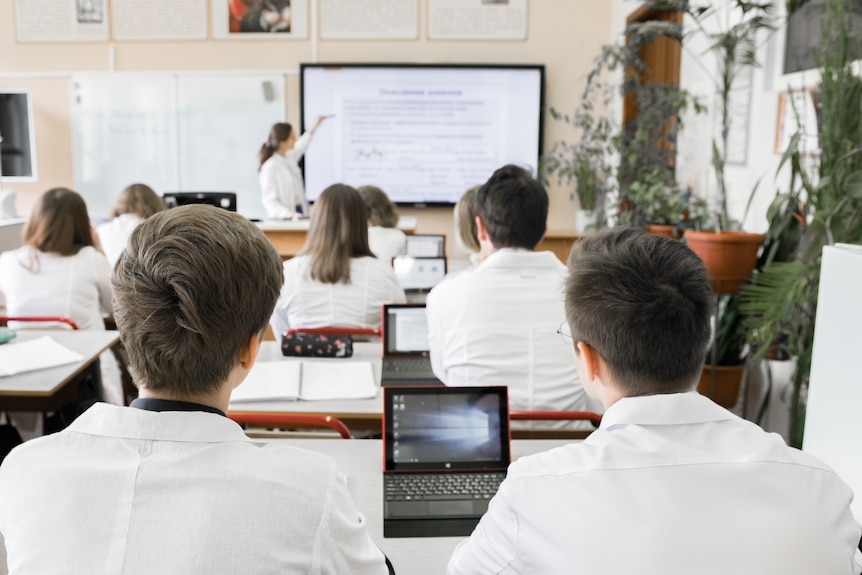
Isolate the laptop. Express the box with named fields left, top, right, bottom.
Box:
left=380, top=304, right=442, bottom=386
left=383, top=385, right=511, bottom=538
left=392, top=256, right=447, bottom=292
left=405, top=234, right=446, bottom=257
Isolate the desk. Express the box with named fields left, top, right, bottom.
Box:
left=536, top=230, right=580, bottom=264
left=229, top=341, right=384, bottom=432
left=259, top=216, right=417, bottom=260
left=274, top=438, right=570, bottom=575
left=0, top=330, right=119, bottom=411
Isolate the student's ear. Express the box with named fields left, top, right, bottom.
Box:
left=239, top=334, right=261, bottom=371
left=475, top=215, right=489, bottom=242
left=576, top=341, right=601, bottom=383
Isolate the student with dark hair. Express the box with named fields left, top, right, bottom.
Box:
left=0, top=187, right=123, bottom=405
left=96, top=182, right=165, bottom=268
left=258, top=116, right=325, bottom=220
left=270, top=183, right=405, bottom=338
left=426, top=164, right=594, bottom=423
left=357, top=185, right=406, bottom=261
left=0, top=205, right=391, bottom=574
left=449, top=228, right=862, bottom=574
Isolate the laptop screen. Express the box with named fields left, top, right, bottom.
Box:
left=392, top=256, right=447, bottom=291
left=405, top=235, right=446, bottom=257
left=384, top=386, right=510, bottom=471
left=383, top=304, right=430, bottom=356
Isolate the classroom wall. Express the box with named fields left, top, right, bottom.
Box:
left=0, top=0, right=614, bottom=241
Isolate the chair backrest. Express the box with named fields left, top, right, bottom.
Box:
left=509, top=410, right=603, bottom=440
left=228, top=412, right=353, bottom=439
left=0, top=316, right=79, bottom=330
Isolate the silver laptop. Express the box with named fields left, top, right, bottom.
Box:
left=380, top=304, right=442, bottom=386
left=405, top=234, right=446, bottom=257
left=383, top=385, right=511, bottom=538
left=392, top=256, right=447, bottom=292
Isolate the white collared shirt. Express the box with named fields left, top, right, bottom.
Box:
left=259, top=132, right=312, bottom=220
left=0, top=404, right=388, bottom=575
left=96, top=213, right=142, bottom=269
left=426, top=249, right=595, bottom=419
left=270, top=254, right=406, bottom=338
left=367, top=226, right=407, bottom=261
left=448, top=393, right=862, bottom=575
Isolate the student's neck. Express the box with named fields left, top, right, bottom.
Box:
left=137, top=387, right=230, bottom=413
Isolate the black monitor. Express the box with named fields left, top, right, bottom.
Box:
left=162, top=192, right=237, bottom=211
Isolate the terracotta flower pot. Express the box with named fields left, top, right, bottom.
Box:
left=645, top=224, right=684, bottom=240
left=697, top=364, right=744, bottom=409
left=685, top=230, right=764, bottom=294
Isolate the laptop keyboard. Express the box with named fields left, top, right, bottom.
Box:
left=385, top=473, right=506, bottom=501
left=384, top=358, right=431, bottom=372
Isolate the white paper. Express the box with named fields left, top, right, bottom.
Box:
left=230, top=360, right=377, bottom=402
left=0, top=336, right=84, bottom=376
left=112, top=0, right=207, bottom=40
left=231, top=361, right=301, bottom=402
left=320, top=0, right=418, bottom=39
left=393, top=307, right=430, bottom=352
left=15, top=0, right=109, bottom=42
left=428, top=0, right=527, bottom=40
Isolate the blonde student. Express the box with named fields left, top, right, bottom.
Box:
left=453, top=185, right=481, bottom=266
left=357, top=185, right=406, bottom=261
left=96, top=183, right=165, bottom=268
left=258, top=116, right=325, bottom=220
left=270, top=183, right=405, bottom=338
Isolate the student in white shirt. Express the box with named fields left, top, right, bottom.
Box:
left=96, top=182, right=165, bottom=268
left=426, top=165, right=593, bottom=422
left=357, top=185, right=406, bottom=261
left=258, top=116, right=325, bottom=220
left=0, top=187, right=123, bottom=406
left=452, top=185, right=481, bottom=268
left=448, top=227, right=862, bottom=575
left=0, top=205, right=391, bottom=575
left=270, top=183, right=406, bottom=338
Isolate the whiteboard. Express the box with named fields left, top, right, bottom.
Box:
left=71, top=73, right=286, bottom=220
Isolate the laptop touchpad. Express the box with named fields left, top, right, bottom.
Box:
left=428, top=501, right=475, bottom=516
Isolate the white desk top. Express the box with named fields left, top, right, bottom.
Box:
left=228, top=341, right=383, bottom=417
left=274, top=438, right=571, bottom=575
left=0, top=330, right=119, bottom=397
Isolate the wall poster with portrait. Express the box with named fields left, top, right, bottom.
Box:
left=212, top=0, right=309, bottom=38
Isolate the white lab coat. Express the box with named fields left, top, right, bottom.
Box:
left=367, top=226, right=407, bottom=262
left=96, top=213, right=141, bottom=269
left=259, top=132, right=312, bottom=219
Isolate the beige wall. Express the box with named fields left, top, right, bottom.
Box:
left=0, top=0, right=612, bottom=238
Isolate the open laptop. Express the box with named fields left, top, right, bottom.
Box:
left=383, top=385, right=511, bottom=538
left=380, top=304, right=442, bottom=386
left=392, top=256, right=447, bottom=292
left=405, top=234, right=446, bottom=257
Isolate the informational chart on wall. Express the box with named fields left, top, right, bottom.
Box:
left=71, top=73, right=285, bottom=220
left=300, top=64, right=544, bottom=205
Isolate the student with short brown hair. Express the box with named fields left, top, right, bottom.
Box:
left=357, top=185, right=406, bottom=261
left=0, top=205, right=391, bottom=574
left=270, top=183, right=405, bottom=338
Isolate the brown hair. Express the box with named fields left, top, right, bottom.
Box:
left=112, top=205, right=284, bottom=394
left=110, top=183, right=165, bottom=219
left=565, top=227, right=712, bottom=396
left=258, top=122, right=292, bottom=170
left=454, top=185, right=481, bottom=253
left=357, top=185, right=399, bottom=228
left=300, top=184, right=374, bottom=284
left=23, top=187, right=94, bottom=257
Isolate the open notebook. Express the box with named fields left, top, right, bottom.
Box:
left=230, top=360, right=378, bottom=402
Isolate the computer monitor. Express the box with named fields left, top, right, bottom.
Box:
left=162, top=192, right=237, bottom=211
left=405, top=234, right=446, bottom=258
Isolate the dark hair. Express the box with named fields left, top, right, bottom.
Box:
left=258, top=122, right=293, bottom=170
left=454, top=185, right=481, bottom=253
left=110, top=183, right=165, bottom=219
left=112, top=205, right=284, bottom=394
left=357, top=185, right=400, bottom=228
left=300, top=184, right=374, bottom=284
left=565, top=227, right=712, bottom=396
left=23, top=187, right=94, bottom=256
left=475, top=164, right=548, bottom=249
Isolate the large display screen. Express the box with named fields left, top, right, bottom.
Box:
left=300, top=64, right=545, bottom=206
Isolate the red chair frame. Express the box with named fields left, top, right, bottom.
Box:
left=228, top=412, right=353, bottom=439
left=0, top=316, right=79, bottom=330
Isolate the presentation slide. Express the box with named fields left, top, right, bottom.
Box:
left=301, top=65, right=543, bottom=205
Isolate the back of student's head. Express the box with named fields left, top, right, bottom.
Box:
left=454, top=185, right=481, bottom=253
left=357, top=185, right=399, bottom=228
left=23, top=187, right=93, bottom=256
left=475, top=164, right=548, bottom=250
left=565, top=227, right=712, bottom=396
left=302, top=183, right=374, bottom=284
left=110, top=183, right=165, bottom=220
left=258, top=122, right=293, bottom=170
left=112, top=205, right=283, bottom=395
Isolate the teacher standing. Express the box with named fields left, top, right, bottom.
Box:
left=258, top=115, right=325, bottom=220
